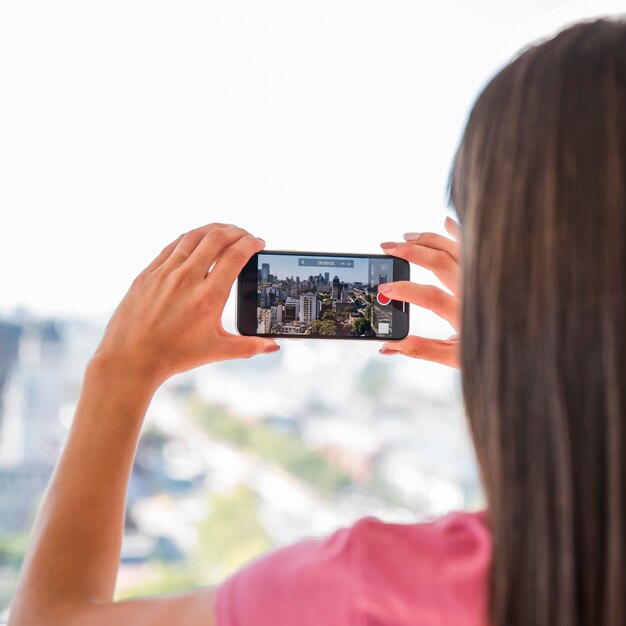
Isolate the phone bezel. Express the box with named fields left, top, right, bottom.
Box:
left=237, top=250, right=410, bottom=340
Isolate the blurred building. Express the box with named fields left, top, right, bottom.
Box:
left=0, top=322, right=22, bottom=438
left=0, top=318, right=68, bottom=531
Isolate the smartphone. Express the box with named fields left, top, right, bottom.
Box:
left=237, top=250, right=410, bottom=340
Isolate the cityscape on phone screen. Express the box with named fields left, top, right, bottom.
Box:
left=256, top=254, right=393, bottom=337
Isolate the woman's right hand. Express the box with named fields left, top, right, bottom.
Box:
left=93, top=223, right=279, bottom=388
left=378, top=217, right=461, bottom=368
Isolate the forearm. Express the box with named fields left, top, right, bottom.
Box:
left=10, top=355, right=158, bottom=621
left=9, top=224, right=273, bottom=626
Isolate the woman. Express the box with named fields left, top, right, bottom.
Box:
left=9, top=17, right=625, bottom=626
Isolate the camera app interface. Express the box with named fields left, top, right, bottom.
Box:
left=256, top=254, right=394, bottom=337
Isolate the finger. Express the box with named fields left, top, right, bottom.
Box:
left=379, top=336, right=459, bottom=368
left=380, top=243, right=459, bottom=294
left=144, top=234, right=185, bottom=273
left=444, top=216, right=461, bottom=240
left=402, top=231, right=460, bottom=264
left=379, top=281, right=459, bottom=330
left=178, top=225, right=254, bottom=278
left=160, top=224, right=240, bottom=272
left=217, top=333, right=280, bottom=361
left=206, top=234, right=266, bottom=306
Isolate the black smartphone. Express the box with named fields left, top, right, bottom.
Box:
left=237, top=250, right=410, bottom=340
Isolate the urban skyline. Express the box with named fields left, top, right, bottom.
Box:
left=257, top=254, right=373, bottom=285
left=256, top=255, right=394, bottom=337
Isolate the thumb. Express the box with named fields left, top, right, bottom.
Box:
left=224, top=334, right=281, bottom=360
left=379, top=336, right=459, bottom=368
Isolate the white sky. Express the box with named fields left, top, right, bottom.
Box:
left=1, top=0, right=623, bottom=326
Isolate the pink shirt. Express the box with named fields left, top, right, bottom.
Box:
left=215, top=510, right=491, bottom=626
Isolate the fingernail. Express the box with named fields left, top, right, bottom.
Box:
left=379, top=347, right=400, bottom=355
left=403, top=232, right=421, bottom=241
left=263, top=343, right=280, bottom=353
left=380, top=241, right=397, bottom=249
left=257, top=237, right=266, bottom=244
left=378, top=282, right=392, bottom=293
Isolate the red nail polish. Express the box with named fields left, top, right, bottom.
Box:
left=379, top=348, right=400, bottom=355
left=264, top=344, right=280, bottom=353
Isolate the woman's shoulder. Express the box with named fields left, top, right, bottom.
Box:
left=352, top=508, right=491, bottom=566
left=215, top=510, right=491, bottom=626
left=347, top=510, right=491, bottom=623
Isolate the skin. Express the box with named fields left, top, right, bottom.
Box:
left=8, top=220, right=460, bottom=626
left=379, top=216, right=460, bottom=367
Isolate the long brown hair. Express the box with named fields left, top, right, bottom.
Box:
left=450, top=19, right=626, bottom=626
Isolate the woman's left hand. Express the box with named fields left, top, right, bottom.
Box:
left=378, top=217, right=461, bottom=368
left=93, top=223, right=279, bottom=387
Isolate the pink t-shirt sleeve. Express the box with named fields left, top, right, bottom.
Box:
left=214, top=511, right=491, bottom=626
left=215, top=524, right=356, bottom=626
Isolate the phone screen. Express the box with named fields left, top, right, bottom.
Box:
left=255, top=252, right=396, bottom=337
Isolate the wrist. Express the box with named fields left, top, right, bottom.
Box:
left=68, top=352, right=160, bottom=433
left=86, top=350, right=164, bottom=397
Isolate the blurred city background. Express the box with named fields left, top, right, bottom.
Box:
left=0, top=0, right=622, bottom=620
left=0, top=310, right=477, bottom=615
